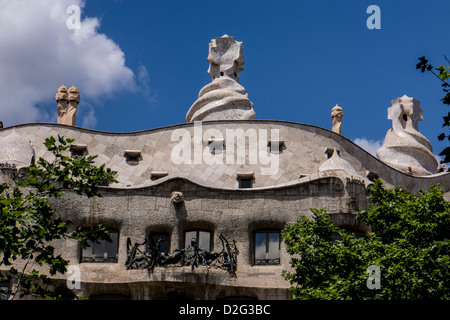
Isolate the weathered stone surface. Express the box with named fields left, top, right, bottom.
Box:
left=0, top=175, right=370, bottom=299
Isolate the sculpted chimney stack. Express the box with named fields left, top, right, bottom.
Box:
left=331, top=104, right=343, bottom=135
left=56, top=84, right=79, bottom=126
left=186, top=35, right=255, bottom=122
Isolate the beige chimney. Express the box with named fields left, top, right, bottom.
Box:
left=331, top=104, right=343, bottom=135
left=56, top=84, right=79, bottom=126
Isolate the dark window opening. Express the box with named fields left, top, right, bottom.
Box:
left=71, top=149, right=85, bottom=157
left=70, top=145, right=88, bottom=158
left=126, top=156, right=139, bottom=162
left=238, top=178, right=253, bottom=189
left=124, top=150, right=141, bottom=164
left=207, top=139, right=225, bottom=154
left=149, top=232, right=170, bottom=254
left=184, top=230, right=212, bottom=252
left=366, top=171, right=379, bottom=182
left=81, top=228, right=119, bottom=263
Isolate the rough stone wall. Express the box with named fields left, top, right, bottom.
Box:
left=1, top=120, right=448, bottom=299
left=1, top=174, right=369, bottom=300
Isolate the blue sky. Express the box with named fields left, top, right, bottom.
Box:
left=1, top=0, right=449, bottom=158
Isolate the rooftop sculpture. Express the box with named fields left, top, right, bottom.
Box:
left=376, top=95, right=438, bottom=175
left=331, top=104, right=343, bottom=134
left=186, top=35, right=255, bottom=122
left=56, top=84, right=80, bottom=126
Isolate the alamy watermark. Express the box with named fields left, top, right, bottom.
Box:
left=366, top=5, right=381, bottom=30
left=170, top=122, right=280, bottom=175
left=66, top=265, right=81, bottom=290
left=366, top=264, right=381, bottom=289
left=66, top=5, right=81, bottom=30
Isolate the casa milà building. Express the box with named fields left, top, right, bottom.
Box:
left=1, top=35, right=448, bottom=300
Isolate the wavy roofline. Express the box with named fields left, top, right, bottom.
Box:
left=2, top=120, right=448, bottom=187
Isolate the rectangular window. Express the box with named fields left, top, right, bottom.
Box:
left=267, top=140, right=285, bottom=153
left=185, top=230, right=212, bottom=252
left=207, top=139, right=225, bottom=154
left=70, top=144, right=88, bottom=157
left=237, top=172, right=254, bottom=189
left=81, top=228, right=119, bottom=263
left=253, top=230, right=280, bottom=266
left=238, top=178, right=253, bottom=188
left=123, top=150, right=142, bottom=163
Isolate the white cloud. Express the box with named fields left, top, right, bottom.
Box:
left=353, top=138, right=383, bottom=156
left=0, top=0, right=136, bottom=127
left=80, top=106, right=97, bottom=129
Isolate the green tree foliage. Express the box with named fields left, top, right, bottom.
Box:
left=0, top=135, right=117, bottom=299
left=416, top=56, right=450, bottom=167
left=282, top=180, right=450, bottom=299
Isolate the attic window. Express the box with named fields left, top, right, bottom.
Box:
left=325, top=148, right=340, bottom=159
left=124, top=150, right=141, bottom=163
left=150, top=170, right=169, bottom=181
left=207, top=138, right=225, bottom=154
left=237, top=172, right=254, bottom=189
left=267, top=140, right=285, bottom=153
left=70, top=144, right=88, bottom=157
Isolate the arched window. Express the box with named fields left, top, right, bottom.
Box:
left=253, top=229, right=281, bottom=266
left=81, top=228, right=119, bottom=263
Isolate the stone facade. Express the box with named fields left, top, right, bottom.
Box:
left=1, top=35, right=449, bottom=300
left=1, top=119, right=448, bottom=300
